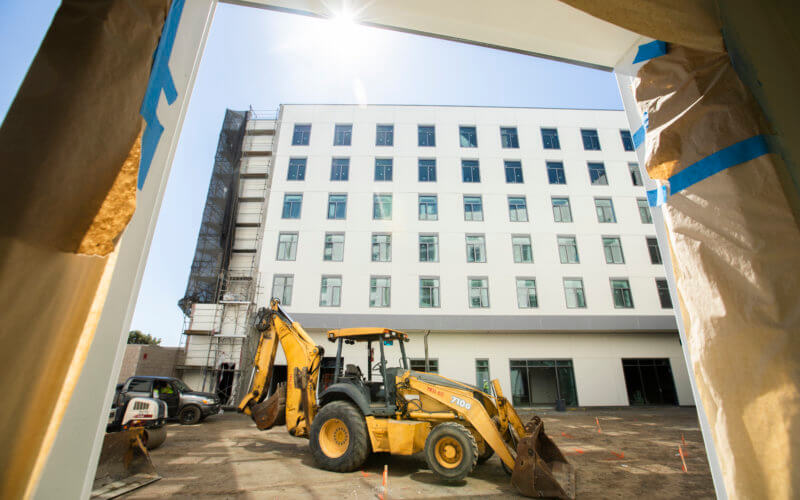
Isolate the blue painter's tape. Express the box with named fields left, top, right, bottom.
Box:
left=633, top=40, right=667, bottom=64
left=138, top=0, right=186, bottom=190
left=633, top=111, right=648, bottom=149
left=647, top=186, right=668, bottom=207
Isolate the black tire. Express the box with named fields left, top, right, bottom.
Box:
left=178, top=405, right=202, bottom=425
left=424, top=422, right=478, bottom=482
left=477, top=442, right=495, bottom=464
left=309, top=401, right=370, bottom=472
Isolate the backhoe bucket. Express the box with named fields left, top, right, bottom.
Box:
left=511, top=417, right=575, bottom=499
left=91, top=429, right=160, bottom=499
left=251, top=383, right=286, bottom=430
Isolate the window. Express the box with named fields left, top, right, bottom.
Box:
left=272, top=275, right=293, bottom=305
left=581, top=129, right=601, bottom=150
left=629, top=162, right=643, bottom=186
left=501, top=127, right=519, bottom=148
left=638, top=198, right=653, bottom=223
left=504, top=160, right=524, bottom=183
left=647, top=237, right=662, bottom=264
left=462, top=159, right=480, bottom=182
left=330, top=158, right=349, bottom=181
left=464, top=195, right=483, bottom=221
left=541, top=128, right=560, bottom=149
left=410, top=358, right=438, bottom=373
left=460, top=126, right=478, bottom=147
left=564, top=278, right=586, bottom=308
left=508, top=196, right=529, bottom=222
left=476, top=360, right=491, bottom=391
left=282, top=194, right=302, bottom=219
left=552, top=197, right=572, bottom=222
left=287, top=158, right=306, bottom=180
left=656, top=279, right=673, bottom=308
left=603, top=237, right=625, bottom=264
left=418, top=195, right=438, bottom=221
left=127, top=378, right=153, bottom=393
left=510, top=359, right=577, bottom=406
left=418, top=125, right=435, bottom=146
left=468, top=277, right=490, bottom=308
left=622, top=358, right=678, bottom=405
left=547, top=161, right=566, bottom=184
left=558, top=236, right=579, bottom=264
left=419, top=234, right=439, bottom=262
left=420, top=277, right=440, bottom=308
left=588, top=162, right=608, bottom=185
left=376, top=124, right=393, bottom=146
left=327, top=194, right=347, bottom=220
left=375, top=158, right=393, bottom=181
left=276, top=233, right=298, bottom=260
left=620, top=130, right=635, bottom=151
left=319, top=276, right=342, bottom=307
left=418, top=159, right=437, bottom=181
left=516, top=278, right=538, bottom=308
left=466, top=235, right=487, bottom=263
left=373, top=194, right=392, bottom=220
left=323, top=233, right=344, bottom=261
left=371, top=234, right=391, bottom=262
left=291, top=124, right=310, bottom=145
left=611, top=279, right=634, bottom=308
left=333, top=124, right=352, bottom=146
left=595, top=198, right=617, bottom=223
left=512, top=235, right=533, bottom=263
left=369, top=276, right=391, bottom=307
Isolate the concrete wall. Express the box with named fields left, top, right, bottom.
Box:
left=116, top=344, right=182, bottom=383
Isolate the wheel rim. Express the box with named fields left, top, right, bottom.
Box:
left=182, top=408, right=198, bottom=423
left=434, top=436, right=463, bottom=469
left=319, top=418, right=349, bottom=458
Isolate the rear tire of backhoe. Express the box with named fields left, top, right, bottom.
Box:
left=309, top=401, right=370, bottom=472
left=424, top=422, right=478, bottom=482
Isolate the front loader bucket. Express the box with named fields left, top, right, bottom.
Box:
left=91, top=429, right=160, bottom=499
left=251, top=383, right=286, bottom=430
left=511, top=417, right=575, bottom=499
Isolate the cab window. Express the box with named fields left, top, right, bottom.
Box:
left=128, top=378, right=152, bottom=392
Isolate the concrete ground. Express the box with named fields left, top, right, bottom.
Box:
left=126, top=407, right=714, bottom=499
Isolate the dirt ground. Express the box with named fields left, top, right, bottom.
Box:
left=126, top=407, right=714, bottom=499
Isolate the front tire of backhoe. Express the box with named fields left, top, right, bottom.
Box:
left=309, top=401, right=369, bottom=472
left=424, top=422, right=478, bottom=482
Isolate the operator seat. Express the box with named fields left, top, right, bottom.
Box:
left=344, top=364, right=363, bottom=381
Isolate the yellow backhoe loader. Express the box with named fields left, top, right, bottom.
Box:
left=238, top=299, right=575, bottom=498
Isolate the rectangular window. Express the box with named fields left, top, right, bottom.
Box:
left=595, top=198, right=617, bottom=222
left=588, top=162, right=608, bottom=185
left=371, top=234, right=391, bottom=262
left=373, top=194, right=392, bottom=220
left=581, top=129, right=601, bottom=150
left=512, top=235, right=533, bottom=263
left=272, top=275, right=294, bottom=305
left=376, top=124, right=394, bottom=146
left=468, top=277, right=490, bottom=308
left=466, top=235, right=487, bottom=263
left=418, top=125, right=435, bottom=146
left=462, top=159, right=480, bottom=182
left=510, top=359, right=578, bottom=406
left=464, top=195, right=483, bottom=221
left=287, top=158, right=306, bottom=180
left=418, top=159, right=437, bottom=181
left=611, top=279, right=634, bottom=308
left=374, top=158, right=393, bottom=181
left=327, top=194, right=347, bottom=220
left=476, top=360, right=491, bottom=392
left=647, top=237, right=662, bottom=264
left=504, top=160, right=524, bottom=183
left=629, top=162, right=643, bottom=186
left=656, top=279, right=673, bottom=308
left=552, top=197, right=572, bottom=222
left=282, top=194, right=302, bottom=219
left=516, top=278, right=538, bottom=308
left=319, top=276, right=342, bottom=307
left=547, top=161, right=566, bottom=184
left=418, top=195, right=438, bottom=221
left=564, top=278, right=586, bottom=308
left=638, top=198, right=653, bottom=223
left=276, top=233, right=298, bottom=261
left=323, top=233, right=344, bottom=261
left=603, top=236, right=625, bottom=264
left=369, top=276, right=391, bottom=307
left=410, top=358, right=438, bottom=373
left=292, top=124, right=310, bottom=145
left=333, top=124, right=352, bottom=146
left=558, top=236, right=579, bottom=264
left=459, top=126, right=478, bottom=147
left=330, top=158, right=349, bottom=181
left=419, top=277, right=440, bottom=308
left=508, top=196, right=529, bottom=222
left=419, top=234, right=439, bottom=262
left=541, top=128, right=560, bottom=149
left=501, top=127, right=519, bottom=148
left=620, top=130, right=635, bottom=151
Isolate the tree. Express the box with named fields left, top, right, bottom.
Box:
left=128, top=330, right=162, bottom=345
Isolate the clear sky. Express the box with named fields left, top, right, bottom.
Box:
left=1, top=2, right=622, bottom=346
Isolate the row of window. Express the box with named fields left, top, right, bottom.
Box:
left=276, top=232, right=663, bottom=265
left=287, top=157, right=644, bottom=187
left=292, top=123, right=636, bottom=152
left=282, top=192, right=654, bottom=224
left=271, top=274, right=673, bottom=310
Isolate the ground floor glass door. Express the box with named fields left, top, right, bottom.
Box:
left=510, top=359, right=578, bottom=406
left=622, top=358, right=678, bottom=405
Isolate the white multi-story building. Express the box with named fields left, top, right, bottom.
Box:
left=180, top=104, right=692, bottom=409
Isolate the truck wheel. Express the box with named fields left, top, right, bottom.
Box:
left=179, top=405, right=202, bottom=425
left=424, top=422, right=478, bottom=482
left=144, top=427, right=167, bottom=449
left=309, top=401, right=369, bottom=472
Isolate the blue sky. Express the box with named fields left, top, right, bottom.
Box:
left=2, top=2, right=622, bottom=346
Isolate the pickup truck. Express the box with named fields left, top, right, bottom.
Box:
left=117, top=375, right=222, bottom=425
